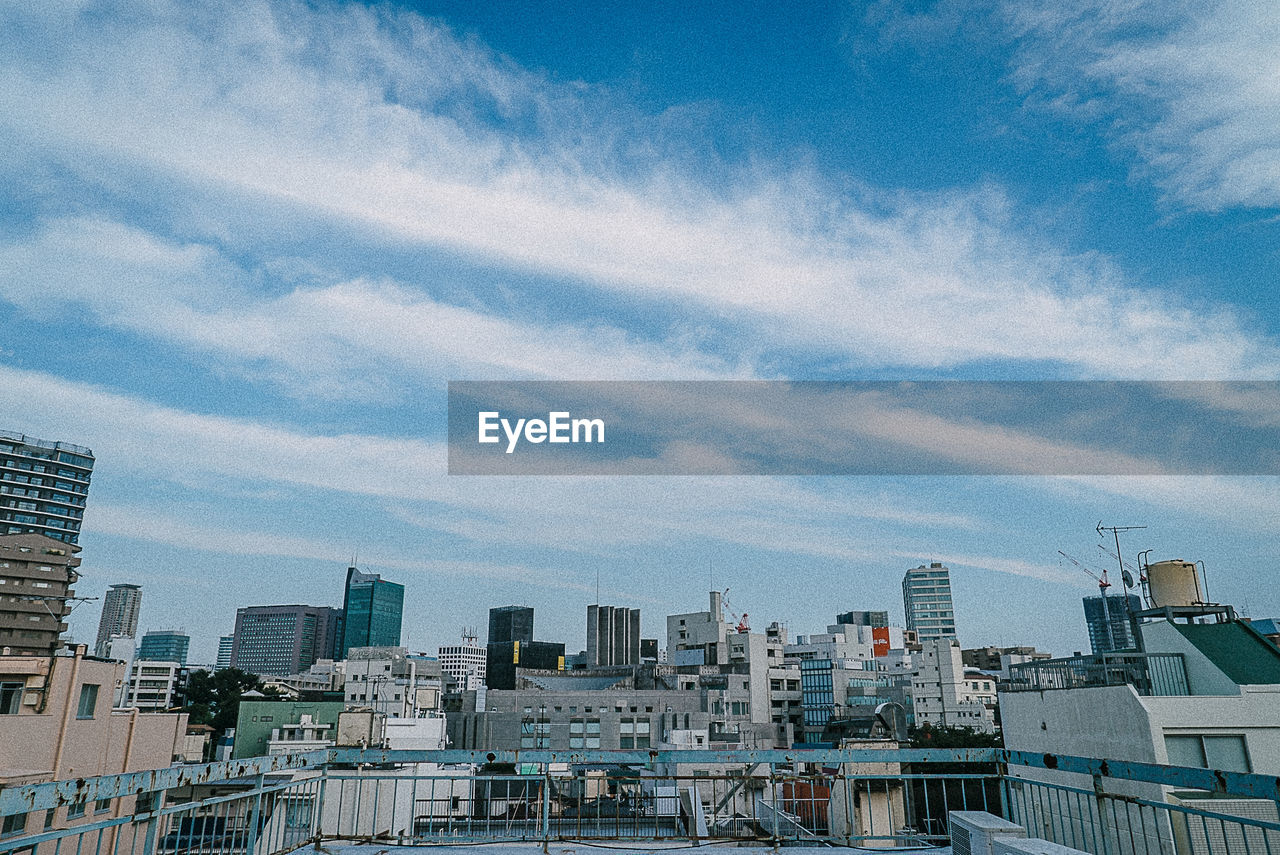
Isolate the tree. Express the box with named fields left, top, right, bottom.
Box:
left=182, top=667, right=263, bottom=751
left=909, top=723, right=1003, bottom=749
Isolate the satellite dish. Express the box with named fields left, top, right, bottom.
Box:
left=1122, top=569, right=1135, bottom=589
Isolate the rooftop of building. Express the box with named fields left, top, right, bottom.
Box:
left=1172, top=618, right=1280, bottom=684
left=0, top=430, right=94, bottom=458
left=1248, top=617, right=1279, bottom=636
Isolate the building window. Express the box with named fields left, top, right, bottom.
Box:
left=1165, top=733, right=1251, bottom=773
left=0, top=682, right=22, bottom=714
left=619, top=717, right=651, bottom=749
left=76, top=684, right=99, bottom=719
left=1, top=813, right=27, bottom=838
left=95, top=799, right=111, bottom=814
left=569, top=717, right=600, bottom=749
left=67, top=801, right=86, bottom=819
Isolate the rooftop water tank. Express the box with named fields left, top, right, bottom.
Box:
left=1147, top=559, right=1204, bottom=607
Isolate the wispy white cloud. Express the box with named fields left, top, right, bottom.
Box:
left=0, top=1, right=1276, bottom=378
left=891, top=549, right=1086, bottom=586
left=1005, top=0, right=1280, bottom=211
left=85, top=503, right=608, bottom=597
left=0, top=365, right=977, bottom=560
left=0, top=218, right=743, bottom=396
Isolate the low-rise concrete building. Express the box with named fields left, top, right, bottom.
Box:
left=1000, top=616, right=1280, bottom=855
left=344, top=646, right=444, bottom=717
left=911, top=638, right=997, bottom=732
left=232, top=698, right=344, bottom=759
left=0, top=646, right=187, bottom=844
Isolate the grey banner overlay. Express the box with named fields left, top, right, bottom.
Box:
left=447, top=381, right=1280, bottom=475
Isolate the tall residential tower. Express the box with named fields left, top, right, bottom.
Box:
left=0, top=431, right=94, bottom=545
left=0, top=533, right=81, bottom=656
left=902, top=562, right=956, bottom=642
left=95, top=583, right=142, bottom=656
left=1083, top=593, right=1142, bottom=653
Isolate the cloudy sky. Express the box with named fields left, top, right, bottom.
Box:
left=2, top=0, right=1278, bottom=662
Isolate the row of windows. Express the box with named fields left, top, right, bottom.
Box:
left=0, top=484, right=86, bottom=504
left=521, top=703, right=658, bottom=714
left=0, top=798, right=112, bottom=839
left=1, top=454, right=91, bottom=475
left=3, top=526, right=78, bottom=543
left=0, top=468, right=90, bottom=487
left=1, top=499, right=83, bottom=518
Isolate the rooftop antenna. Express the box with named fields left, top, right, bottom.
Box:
left=1097, top=523, right=1145, bottom=589
left=1098, top=522, right=1145, bottom=638
left=595, top=567, right=600, bottom=606
left=1097, top=543, right=1142, bottom=590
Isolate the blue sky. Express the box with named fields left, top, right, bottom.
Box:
left=2, top=0, right=1279, bottom=662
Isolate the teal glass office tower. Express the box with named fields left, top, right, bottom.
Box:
left=138, top=629, right=191, bottom=664
left=340, top=566, right=404, bottom=657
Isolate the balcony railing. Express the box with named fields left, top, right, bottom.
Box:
left=1, top=749, right=1277, bottom=855
left=1004, top=652, right=1190, bottom=695
left=0, top=431, right=94, bottom=458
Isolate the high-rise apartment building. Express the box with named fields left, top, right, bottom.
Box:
left=0, top=533, right=80, bottom=656
left=488, top=605, right=534, bottom=645
left=95, top=583, right=142, bottom=656
left=339, top=566, right=404, bottom=657
left=902, top=563, right=956, bottom=642
left=1083, top=593, right=1142, bottom=653
left=587, top=604, right=640, bottom=667
left=216, top=635, right=234, bottom=669
left=138, top=629, right=190, bottom=664
left=0, top=431, right=94, bottom=545
left=231, top=604, right=343, bottom=677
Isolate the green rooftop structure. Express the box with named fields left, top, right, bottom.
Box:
left=231, top=699, right=344, bottom=759
left=1171, top=619, right=1280, bottom=686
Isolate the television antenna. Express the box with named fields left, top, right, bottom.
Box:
left=1097, top=522, right=1146, bottom=590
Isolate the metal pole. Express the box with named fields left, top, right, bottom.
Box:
left=541, top=767, right=551, bottom=852
left=244, top=774, right=266, bottom=855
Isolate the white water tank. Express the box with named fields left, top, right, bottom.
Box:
left=1147, top=559, right=1204, bottom=607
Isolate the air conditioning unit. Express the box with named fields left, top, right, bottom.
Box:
left=950, top=811, right=1027, bottom=855
left=993, top=837, right=1091, bottom=855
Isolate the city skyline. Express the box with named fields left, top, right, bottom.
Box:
left=3, top=0, right=1280, bottom=662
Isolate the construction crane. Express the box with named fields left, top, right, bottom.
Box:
left=720, top=588, right=751, bottom=633
left=1059, top=550, right=1111, bottom=592
left=1097, top=543, right=1144, bottom=591
left=1059, top=550, right=1116, bottom=651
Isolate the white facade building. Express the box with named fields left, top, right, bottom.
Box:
left=911, top=638, right=997, bottom=733
left=266, top=713, right=333, bottom=754
left=344, top=647, right=444, bottom=717
left=1000, top=617, right=1280, bottom=855
left=438, top=641, right=486, bottom=691
left=120, top=660, right=186, bottom=711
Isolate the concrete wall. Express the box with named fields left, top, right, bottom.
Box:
left=999, top=680, right=1280, bottom=855
left=0, top=652, right=186, bottom=781
left=1140, top=621, right=1240, bottom=696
